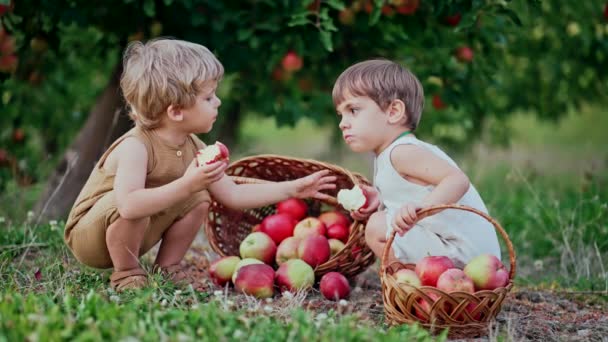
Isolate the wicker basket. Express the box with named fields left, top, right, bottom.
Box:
left=205, top=155, right=376, bottom=279
left=380, top=204, right=516, bottom=338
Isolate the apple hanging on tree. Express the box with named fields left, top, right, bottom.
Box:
left=281, top=51, right=303, bottom=72
left=455, top=46, right=474, bottom=63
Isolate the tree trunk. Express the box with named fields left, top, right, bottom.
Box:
left=34, top=64, right=132, bottom=222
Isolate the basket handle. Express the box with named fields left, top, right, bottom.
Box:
left=229, top=176, right=339, bottom=207
left=380, top=204, right=516, bottom=281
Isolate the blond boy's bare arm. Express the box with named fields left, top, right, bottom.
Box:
left=390, top=144, right=470, bottom=206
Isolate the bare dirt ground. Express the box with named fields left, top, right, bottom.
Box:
left=181, top=240, right=608, bottom=342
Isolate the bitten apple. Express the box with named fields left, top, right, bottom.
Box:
left=320, top=272, right=350, bottom=300
left=297, top=235, right=331, bottom=268
left=275, top=259, right=315, bottom=292
left=234, top=264, right=275, bottom=299
left=276, top=198, right=308, bottom=221
left=239, top=232, right=277, bottom=264
left=293, top=217, right=326, bottom=239
left=260, top=213, right=297, bottom=244
left=415, top=256, right=455, bottom=287
left=337, top=185, right=368, bottom=212
left=196, top=141, right=229, bottom=166
left=275, top=236, right=300, bottom=265
left=463, top=254, right=509, bottom=290
left=208, top=255, right=241, bottom=286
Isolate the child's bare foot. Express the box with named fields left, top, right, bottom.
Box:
left=110, top=268, right=148, bottom=292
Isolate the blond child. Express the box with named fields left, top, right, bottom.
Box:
left=64, top=39, right=335, bottom=292
left=332, top=59, right=500, bottom=267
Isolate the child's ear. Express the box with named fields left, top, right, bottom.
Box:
left=386, top=99, right=407, bottom=125
left=166, top=104, right=184, bottom=122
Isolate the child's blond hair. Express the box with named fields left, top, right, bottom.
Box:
left=332, top=59, right=424, bottom=130
left=120, top=38, right=224, bottom=129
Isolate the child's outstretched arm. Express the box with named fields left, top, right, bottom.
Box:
left=114, top=138, right=227, bottom=220
left=390, top=144, right=470, bottom=235
left=208, top=170, right=336, bottom=210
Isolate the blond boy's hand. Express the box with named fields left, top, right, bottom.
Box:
left=183, top=159, right=228, bottom=193
left=350, top=184, right=380, bottom=221
left=291, top=170, right=337, bottom=201
left=392, top=203, right=423, bottom=236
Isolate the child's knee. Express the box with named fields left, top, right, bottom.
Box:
left=107, top=216, right=150, bottom=238
left=365, top=211, right=387, bottom=243
left=185, top=201, right=210, bottom=221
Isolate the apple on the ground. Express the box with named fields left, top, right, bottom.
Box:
left=234, top=264, right=275, bottom=299
left=275, top=236, right=300, bottom=265
left=319, top=272, right=350, bottom=300
left=275, top=259, right=315, bottom=292
left=208, top=255, right=240, bottom=286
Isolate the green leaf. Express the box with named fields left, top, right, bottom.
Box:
left=237, top=29, right=254, bottom=41
left=288, top=12, right=311, bottom=27
left=319, top=30, right=333, bottom=52
left=325, top=0, right=345, bottom=11
left=495, top=7, right=522, bottom=26
left=143, top=0, right=156, bottom=17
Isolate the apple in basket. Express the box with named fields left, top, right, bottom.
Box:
left=337, top=185, right=368, bottom=212
left=320, top=272, right=350, bottom=300
left=239, top=232, right=277, bottom=264
left=293, top=217, right=326, bottom=239
left=275, top=259, right=315, bottom=292
left=196, top=141, right=229, bottom=166
left=232, top=258, right=264, bottom=283
left=275, top=236, right=301, bottom=265
left=208, top=255, right=241, bottom=286
left=415, top=292, right=442, bottom=322
left=436, top=269, right=475, bottom=293
left=394, top=269, right=421, bottom=291
left=260, top=213, right=297, bottom=244
left=297, top=235, right=331, bottom=268
left=463, top=254, right=508, bottom=290
left=234, top=264, right=275, bottom=299
left=251, top=224, right=262, bottom=232
left=326, top=223, right=349, bottom=243
left=318, top=210, right=350, bottom=229
left=328, top=238, right=345, bottom=257
left=415, top=256, right=455, bottom=287
left=276, top=198, right=308, bottom=221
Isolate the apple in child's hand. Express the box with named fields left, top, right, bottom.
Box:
left=293, top=217, right=326, bottom=239
left=326, top=223, right=349, bottom=243
left=320, top=272, right=350, bottom=300
left=208, top=256, right=241, bottom=286
left=394, top=269, right=421, bottom=291
left=337, top=185, right=368, bottom=212
left=276, top=198, right=308, bottom=221
left=297, top=235, right=330, bottom=267
left=318, top=211, right=350, bottom=229
left=463, top=254, right=508, bottom=290
left=275, top=236, right=300, bottom=265
left=415, top=256, right=455, bottom=287
left=260, top=213, right=297, bottom=244
left=436, top=268, right=475, bottom=293
left=275, top=259, right=315, bottom=292
left=196, top=141, right=229, bottom=166
left=239, top=232, right=277, bottom=264
left=328, top=239, right=345, bottom=257
left=234, top=264, right=275, bottom=299
left=232, top=258, right=264, bottom=283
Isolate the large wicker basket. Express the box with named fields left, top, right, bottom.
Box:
left=380, top=204, right=516, bottom=338
left=205, top=155, right=376, bottom=279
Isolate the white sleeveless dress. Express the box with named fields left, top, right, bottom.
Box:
left=374, top=135, right=501, bottom=267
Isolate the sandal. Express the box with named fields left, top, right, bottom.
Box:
left=110, top=268, right=148, bottom=292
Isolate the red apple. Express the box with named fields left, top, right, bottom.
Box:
left=293, top=217, right=326, bottom=239
left=326, top=223, right=349, bottom=243
left=328, top=238, right=345, bottom=257
left=0, top=149, right=9, bottom=166
left=432, top=94, right=447, bottom=110
left=320, top=272, right=350, bottom=300
left=381, top=5, right=394, bottom=16
left=276, top=198, right=308, bottom=221
left=234, top=264, right=275, bottom=298
left=318, top=210, right=350, bottom=229
left=337, top=185, right=368, bottom=212
left=394, top=269, right=421, bottom=291
left=232, top=258, right=264, bottom=283
left=251, top=224, right=262, bottom=232
left=455, top=46, right=474, bottom=63
left=281, top=51, right=303, bottom=72
left=239, top=232, right=277, bottom=264
left=260, top=213, right=297, bottom=244
left=463, top=254, right=509, bottom=290
left=275, top=259, right=315, bottom=291
left=436, top=268, right=475, bottom=293
left=275, top=236, right=300, bottom=265
left=0, top=54, right=17, bottom=73
left=196, top=141, right=229, bottom=166
left=415, top=256, right=455, bottom=287
left=415, top=292, right=441, bottom=322
left=338, top=8, right=355, bottom=25
left=444, top=13, right=462, bottom=26
left=395, top=0, right=419, bottom=15
left=1, top=34, right=14, bottom=55
left=297, top=235, right=330, bottom=268
left=12, top=128, right=25, bottom=143
left=0, top=4, right=8, bottom=16
left=208, top=256, right=241, bottom=286
left=605, top=4, right=608, bottom=21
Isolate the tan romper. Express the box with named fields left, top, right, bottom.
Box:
left=64, top=126, right=211, bottom=269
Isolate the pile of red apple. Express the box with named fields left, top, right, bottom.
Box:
left=391, top=254, right=509, bottom=322
left=208, top=198, right=353, bottom=301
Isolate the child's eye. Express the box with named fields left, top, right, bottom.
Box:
left=350, top=108, right=358, bottom=114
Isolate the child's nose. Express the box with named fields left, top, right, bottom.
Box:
left=339, top=117, right=349, bottom=130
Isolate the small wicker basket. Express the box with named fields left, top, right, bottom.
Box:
left=205, top=155, right=376, bottom=279
left=380, top=204, right=516, bottom=338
